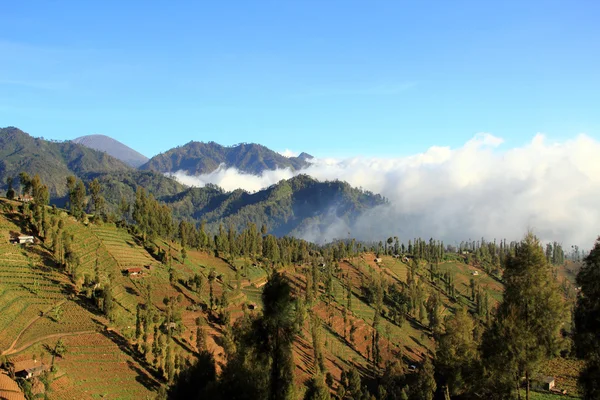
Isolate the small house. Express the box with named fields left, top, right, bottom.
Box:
left=14, top=361, right=47, bottom=380
left=125, top=268, right=143, bottom=277
left=402, top=256, right=410, bottom=263
left=541, top=376, right=555, bottom=391
left=532, top=375, right=556, bottom=391
left=10, top=235, right=34, bottom=245
left=472, top=270, right=479, bottom=276
left=374, top=258, right=382, bottom=263
left=533, top=375, right=555, bottom=391
left=18, top=236, right=34, bottom=244
left=16, top=195, right=33, bottom=203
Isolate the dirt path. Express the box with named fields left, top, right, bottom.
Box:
left=1, top=300, right=67, bottom=356
left=2, top=330, right=97, bottom=356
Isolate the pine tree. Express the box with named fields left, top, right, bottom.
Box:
left=411, top=357, right=436, bottom=400
left=6, top=177, right=15, bottom=200
left=481, top=233, right=565, bottom=400
left=574, top=238, right=600, bottom=399
left=88, top=178, right=105, bottom=218
left=262, top=273, right=296, bottom=400
left=436, top=307, right=478, bottom=397
left=311, top=314, right=326, bottom=374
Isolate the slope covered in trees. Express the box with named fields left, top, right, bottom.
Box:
left=0, top=127, right=131, bottom=197
left=140, top=141, right=312, bottom=175
left=164, top=174, right=386, bottom=238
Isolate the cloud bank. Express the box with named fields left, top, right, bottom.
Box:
left=171, top=133, right=600, bottom=248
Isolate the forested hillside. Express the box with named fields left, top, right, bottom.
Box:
left=0, top=127, right=131, bottom=197
left=163, top=174, right=386, bottom=238
left=140, top=141, right=311, bottom=175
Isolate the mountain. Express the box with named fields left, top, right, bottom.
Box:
left=0, top=127, right=381, bottom=241
left=162, top=174, right=386, bottom=240
left=140, top=141, right=312, bottom=175
left=72, top=134, right=149, bottom=168
left=0, top=127, right=132, bottom=197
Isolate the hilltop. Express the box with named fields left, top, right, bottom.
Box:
left=164, top=174, right=386, bottom=239
left=72, top=134, right=149, bottom=168
left=140, top=141, right=312, bottom=175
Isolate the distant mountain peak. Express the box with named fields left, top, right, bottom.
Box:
left=297, top=152, right=314, bottom=161
left=72, top=134, right=149, bottom=168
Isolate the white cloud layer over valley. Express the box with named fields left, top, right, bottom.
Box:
left=171, top=133, right=600, bottom=248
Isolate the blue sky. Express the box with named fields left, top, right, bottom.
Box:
left=1, top=1, right=599, bottom=158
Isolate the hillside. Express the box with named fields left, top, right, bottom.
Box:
left=0, top=127, right=131, bottom=197
left=163, top=174, right=386, bottom=239
left=72, top=134, right=149, bottom=168
left=0, top=198, right=580, bottom=399
left=140, top=141, right=312, bottom=175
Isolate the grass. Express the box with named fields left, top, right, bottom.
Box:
left=519, top=390, right=580, bottom=400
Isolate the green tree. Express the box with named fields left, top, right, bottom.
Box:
left=89, top=178, right=105, bottom=218
left=52, top=338, right=67, bottom=366
left=574, top=238, right=600, bottom=399
left=168, top=350, right=218, bottom=399
left=50, top=304, right=64, bottom=322
left=339, top=366, right=363, bottom=399
left=67, top=176, right=87, bottom=219
left=311, top=314, right=326, bottom=374
left=481, top=233, right=565, bottom=400
left=436, top=307, right=478, bottom=398
left=19, top=172, right=31, bottom=195
left=410, top=357, right=436, bottom=400
left=208, top=269, right=217, bottom=310
left=103, top=283, right=116, bottom=321
left=379, top=361, right=407, bottom=400
left=262, top=272, right=297, bottom=400
left=304, top=375, right=331, bottom=400
left=6, top=177, right=15, bottom=200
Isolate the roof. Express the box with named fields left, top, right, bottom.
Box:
left=126, top=268, right=142, bottom=273
left=0, top=374, right=25, bottom=400
left=13, top=360, right=46, bottom=374
left=533, top=374, right=555, bottom=383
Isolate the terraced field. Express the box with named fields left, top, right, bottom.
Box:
left=46, top=333, right=158, bottom=400
left=0, top=210, right=69, bottom=352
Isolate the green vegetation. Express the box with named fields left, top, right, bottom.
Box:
left=0, top=127, right=131, bottom=197
left=141, top=140, right=311, bottom=175
left=0, top=163, right=593, bottom=400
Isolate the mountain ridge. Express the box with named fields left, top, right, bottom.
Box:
left=140, top=140, right=313, bottom=175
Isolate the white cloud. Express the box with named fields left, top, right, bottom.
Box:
left=171, top=133, right=600, bottom=248
left=279, top=149, right=298, bottom=158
